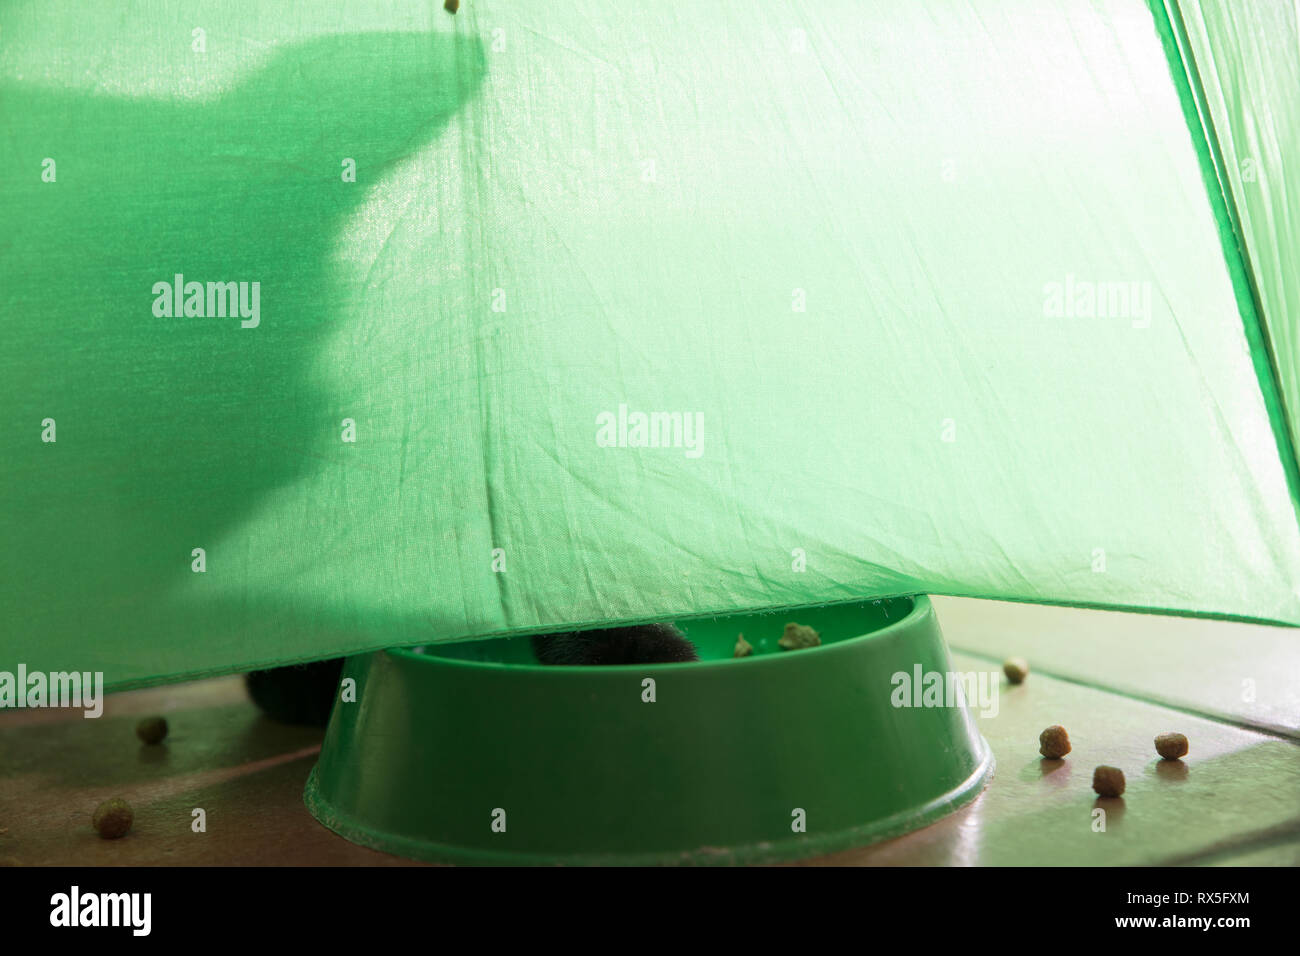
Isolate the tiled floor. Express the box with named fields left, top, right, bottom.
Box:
left=799, top=651, right=1300, bottom=865
left=932, top=597, right=1300, bottom=739
left=2, top=598, right=1298, bottom=865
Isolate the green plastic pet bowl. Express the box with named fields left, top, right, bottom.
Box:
left=304, top=595, right=993, bottom=864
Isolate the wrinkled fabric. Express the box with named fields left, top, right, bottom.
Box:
left=1174, top=0, right=1300, bottom=494
left=1, top=0, right=1298, bottom=690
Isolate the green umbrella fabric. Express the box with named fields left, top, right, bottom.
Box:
left=1173, top=0, right=1300, bottom=475
left=3, top=0, right=1299, bottom=690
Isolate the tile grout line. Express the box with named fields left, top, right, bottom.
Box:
left=949, top=644, right=1300, bottom=744
left=1155, top=818, right=1300, bottom=867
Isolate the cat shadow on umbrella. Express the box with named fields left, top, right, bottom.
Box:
left=2, top=31, right=486, bottom=676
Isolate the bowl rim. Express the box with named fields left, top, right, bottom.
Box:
left=386, top=593, right=928, bottom=674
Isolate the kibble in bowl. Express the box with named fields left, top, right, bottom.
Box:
left=778, top=623, right=820, bottom=651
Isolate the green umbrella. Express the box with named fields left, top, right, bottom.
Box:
left=3, top=0, right=1298, bottom=697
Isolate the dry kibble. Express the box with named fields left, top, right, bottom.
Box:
left=734, top=633, right=753, bottom=658
left=92, top=798, right=134, bottom=840
left=1003, top=657, right=1029, bottom=684
left=778, top=622, right=820, bottom=651
left=135, top=715, right=168, bottom=745
left=1092, top=765, right=1126, bottom=798
left=1038, top=724, right=1071, bottom=759
left=444, top=0, right=459, bottom=13
left=1155, top=732, right=1189, bottom=761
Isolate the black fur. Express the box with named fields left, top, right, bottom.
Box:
left=532, top=623, right=699, bottom=665
left=244, top=658, right=345, bottom=726
left=245, top=625, right=698, bottom=723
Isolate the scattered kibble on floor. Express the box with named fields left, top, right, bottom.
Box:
left=444, top=0, right=459, bottom=13
left=135, top=715, right=168, bottom=745
left=778, top=622, right=820, bottom=651
left=734, top=633, right=753, bottom=658
left=1038, top=724, right=1071, bottom=759
left=92, top=798, right=134, bottom=839
left=1092, top=765, right=1126, bottom=798
left=1155, top=732, right=1188, bottom=761
left=1002, top=657, right=1029, bottom=684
